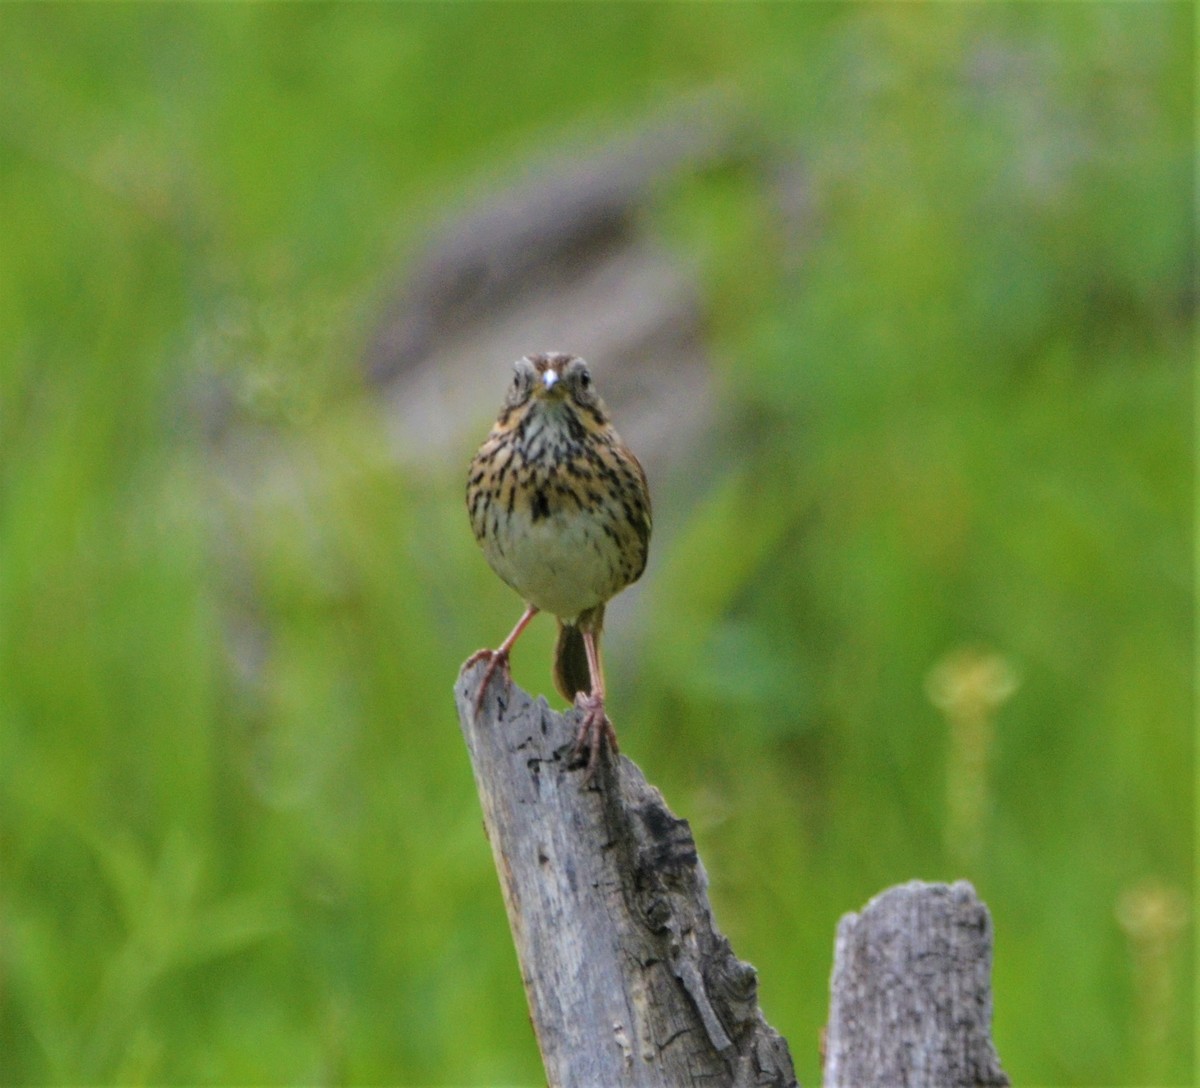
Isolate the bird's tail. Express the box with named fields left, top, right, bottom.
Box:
left=553, top=605, right=603, bottom=704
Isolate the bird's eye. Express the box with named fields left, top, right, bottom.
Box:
left=506, top=366, right=534, bottom=406
left=579, top=370, right=591, bottom=389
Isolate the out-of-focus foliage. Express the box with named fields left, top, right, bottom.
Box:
left=1, top=5, right=1191, bottom=1086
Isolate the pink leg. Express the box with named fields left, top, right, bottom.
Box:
left=467, top=604, right=539, bottom=715
left=571, top=629, right=618, bottom=781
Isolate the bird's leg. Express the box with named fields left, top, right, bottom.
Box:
left=571, top=628, right=619, bottom=781
left=468, top=604, right=539, bottom=715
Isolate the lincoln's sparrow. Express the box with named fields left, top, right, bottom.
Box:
left=466, top=352, right=652, bottom=779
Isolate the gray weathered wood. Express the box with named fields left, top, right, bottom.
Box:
left=823, top=880, right=1009, bottom=1088
left=455, top=658, right=798, bottom=1088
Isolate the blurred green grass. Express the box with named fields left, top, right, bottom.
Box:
left=1, top=5, right=1192, bottom=1086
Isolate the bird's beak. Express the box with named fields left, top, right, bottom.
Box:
left=541, top=370, right=560, bottom=394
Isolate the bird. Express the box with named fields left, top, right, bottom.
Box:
left=465, top=352, right=652, bottom=780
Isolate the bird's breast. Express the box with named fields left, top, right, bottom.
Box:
left=484, top=501, right=622, bottom=620
left=467, top=402, right=650, bottom=619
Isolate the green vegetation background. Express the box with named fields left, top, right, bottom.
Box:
left=1, top=5, right=1192, bottom=1086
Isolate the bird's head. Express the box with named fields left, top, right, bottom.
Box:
left=505, top=352, right=609, bottom=423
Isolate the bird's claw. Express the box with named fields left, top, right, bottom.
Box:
left=468, top=648, right=511, bottom=716
left=569, top=693, right=618, bottom=782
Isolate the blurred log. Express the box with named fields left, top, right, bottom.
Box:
left=823, top=880, right=1010, bottom=1088
left=365, top=88, right=743, bottom=387
left=454, top=657, right=798, bottom=1088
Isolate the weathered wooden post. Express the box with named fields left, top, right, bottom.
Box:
left=823, top=881, right=1009, bottom=1087
left=455, top=659, right=798, bottom=1088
